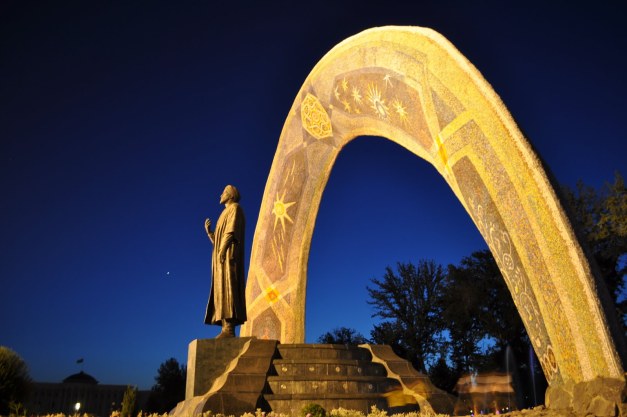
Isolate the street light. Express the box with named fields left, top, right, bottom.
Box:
left=74, top=402, right=81, bottom=415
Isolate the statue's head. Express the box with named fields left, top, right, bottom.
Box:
left=220, top=185, right=240, bottom=204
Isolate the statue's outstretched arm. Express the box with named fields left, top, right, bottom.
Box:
left=204, top=218, right=215, bottom=245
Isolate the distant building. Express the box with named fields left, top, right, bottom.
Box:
left=25, top=371, right=149, bottom=417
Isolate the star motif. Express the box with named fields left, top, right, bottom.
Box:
left=341, top=77, right=349, bottom=92
left=272, top=190, right=296, bottom=232
left=392, top=98, right=408, bottom=125
left=341, top=99, right=352, bottom=113
left=383, top=74, right=393, bottom=87
left=351, top=86, right=362, bottom=104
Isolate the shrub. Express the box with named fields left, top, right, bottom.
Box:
left=120, top=386, right=137, bottom=417
left=329, top=408, right=365, bottom=417
left=366, top=406, right=387, bottom=417
left=300, top=403, right=326, bottom=417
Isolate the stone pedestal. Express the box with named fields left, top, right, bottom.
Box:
left=186, top=338, right=253, bottom=399
left=171, top=337, right=278, bottom=417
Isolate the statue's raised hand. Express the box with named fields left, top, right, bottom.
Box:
left=204, top=218, right=212, bottom=234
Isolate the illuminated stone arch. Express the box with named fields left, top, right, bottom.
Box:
left=239, top=26, right=624, bottom=392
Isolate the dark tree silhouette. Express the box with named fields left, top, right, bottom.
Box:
left=0, top=346, right=32, bottom=415
left=317, top=327, right=368, bottom=344
left=561, top=172, right=626, bottom=330
left=441, top=257, right=490, bottom=375
left=428, top=355, right=457, bottom=393
left=367, top=260, right=447, bottom=372
left=145, top=357, right=186, bottom=413
left=443, top=250, right=535, bottom=406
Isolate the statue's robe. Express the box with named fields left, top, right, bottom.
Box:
left=204, top=202, right=246, bottom=325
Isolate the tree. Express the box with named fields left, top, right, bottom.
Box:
left=369, top=321, right=409, bottom=361
left=428, top=355, right=457, bottom=393
left=145, top=358, right=187, bottom=413
left=449, top=251, right=527, bottom=355
left=0, top=347, right=32, bottom=416
left=441, top=269, right=483, bottom=374
left=317, top=327, right=368, bottom=344
left=367, top=260, right=447, bottom=372
left=444, top=250, right=542, bottom=408
left=561, top=173, right=626, bottom=329
left=121, top=385, right=137, bottom=417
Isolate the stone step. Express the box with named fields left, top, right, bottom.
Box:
left=266, top=344, right=426, bottom=416
left=276, top=344, right=372, bottom=361
left=271, top=358, right=386, bottom=377
left=264, top=393, right=389, bottom=416
left=267, top=375, right=399, bottom=395
left=265, top=392, right=389, bottom=401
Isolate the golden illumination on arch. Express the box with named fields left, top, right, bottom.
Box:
left=241, top=27, right=625, bottom=402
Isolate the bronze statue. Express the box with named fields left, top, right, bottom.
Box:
left=204, top=185, right=246, bottom=338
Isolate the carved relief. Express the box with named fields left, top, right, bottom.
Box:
left=301, top=93, right=333, bottom=140
left=329, top=69, right=432, bottom=150
left=469, top=197, right=558, bottom=382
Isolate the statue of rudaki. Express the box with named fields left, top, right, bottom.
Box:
left=203, top=185, right=246, bottom=338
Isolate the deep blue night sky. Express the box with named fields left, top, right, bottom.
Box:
left=1, top=1, right=625, bottom=389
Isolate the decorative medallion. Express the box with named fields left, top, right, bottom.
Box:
left=301, top=93, right=333, bottom=139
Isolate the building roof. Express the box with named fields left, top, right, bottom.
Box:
left=62, top=371, right=99, bottom=385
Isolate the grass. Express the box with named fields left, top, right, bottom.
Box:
left=6, top=405, right=451, bottom=417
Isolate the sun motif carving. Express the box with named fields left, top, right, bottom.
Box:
left=367, top=83, right=388, bottom=119
left=272, top=190, right=296, bottom=232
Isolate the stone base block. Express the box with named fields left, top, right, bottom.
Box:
left=172, top=337, right=278, bottom=417
left=545, top=377, right=626, bottom=417
left=186, top=337, right=255, bottom=399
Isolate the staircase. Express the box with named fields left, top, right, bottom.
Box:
left=176, top=341, right=455, bottom=417
left=264, top=344, right=438, bottom=416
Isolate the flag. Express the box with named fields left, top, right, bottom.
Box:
left=76, top=358, right=84, bottom=364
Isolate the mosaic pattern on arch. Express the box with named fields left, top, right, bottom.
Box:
left=453, top=156, right=560, bottom=383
